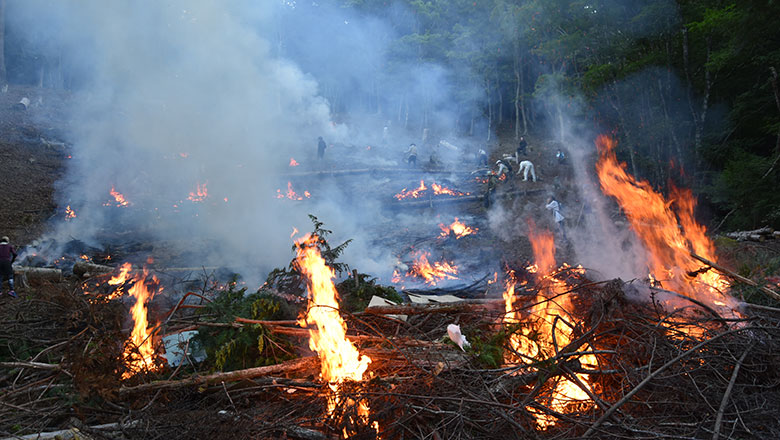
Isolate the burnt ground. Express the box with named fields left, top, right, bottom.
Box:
left=0, top=85, right=72, bottom=244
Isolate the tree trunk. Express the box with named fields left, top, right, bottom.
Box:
left=0, top=0, right=6, bottom=85
left=514, top=54, right=521, bottom=141
left=496, top=65, right=503, bottom=127
left=485, top=76, right=492, bottom=142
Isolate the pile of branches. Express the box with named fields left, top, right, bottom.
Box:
left=3, top=272, right=780, bottom=439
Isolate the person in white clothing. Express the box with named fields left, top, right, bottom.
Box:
left=518, top=160, right=536, bottom=181
left=545, top=197, right=567, bottom=240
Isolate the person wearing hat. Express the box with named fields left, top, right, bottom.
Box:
left=0, top=236, right=17, bottom=297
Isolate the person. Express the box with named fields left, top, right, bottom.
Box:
left=0, top=236, right=17, bottom=297
left=556, top=149, right=566, bottom=164
left=484, top=172, right=498, bottom=208
left=405, top=143, right=418, bottom=167
left=317, top=136, right=327, bottom=159
left=495, top=159, right=513, bottom=178
left=516, top=136, right=528, bottom=159
left=518, top=160, right=537, bottom=182
left=545, top=197, right=567, bottom=240
left=478, top=148, right=488, bottom=166
left=381, top=124, right=389, bottom=146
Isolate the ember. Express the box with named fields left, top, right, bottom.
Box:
left=187, top=182, right=208, bottom=202
left=65, top=205, right=76, bottom=219
left=289, top=157, right=299, bottom=167
left=276, top=182, right=311, bottom=200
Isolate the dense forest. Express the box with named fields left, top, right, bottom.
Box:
left=1, top=0, right=778, bottom=229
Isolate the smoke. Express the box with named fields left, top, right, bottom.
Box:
left=9, top=1, right=491, bottom=287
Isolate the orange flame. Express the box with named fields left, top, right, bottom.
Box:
left=595, top=135, right=734, bottom=312
left=187, top=182, right=208, bottom=202
left=394, top=180, right=427, bottom=200
left=105, top=186, right=131, bottom=207
left=405, top=251, right=458, bottom=285
left=431, top=182, right=470, bottom=197
left=276, top=182, right=311, bottom=200
left=121, top=266, right=161, bottom=379
left=65, top=205, right=76, bottom=219
left=105, top=262, right=161, bottom=379
left=502, top=225, right=597, bottom=428
left=395, top=181, right=470, bottom=200
left=289, top=158, right=300, bottom=167
left=439, top=218, right=478, bottom=239
left=295, top=234, right=373, bottom=427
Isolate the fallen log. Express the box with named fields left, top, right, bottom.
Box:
left=690, top=252, right=780, bottom=301
left=13, top=266, right=62, bottom=287
left=72, top=261, right=114, bottom=278
left=278, top=168, right=475, bottom=178
left=0, top=422, right=140, bottom=440
left=394, top=188, right=546, bottom=208
left=119, top=356, right=319, bottom=395
left=724, top=227, right=774, bottom=241
left=362, top=299, right=503, bottom=316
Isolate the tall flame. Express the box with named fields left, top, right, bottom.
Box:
left=106, top=262, right=161, bottom=379
left=595, top=135, right=734, bottom=311
left=502, top=224, right=596, bottom=428
left=295, top=235, right=372, bottom=420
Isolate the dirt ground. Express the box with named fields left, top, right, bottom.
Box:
left=0, top=85, right=72, bottom=244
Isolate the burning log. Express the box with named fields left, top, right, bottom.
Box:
left=72, top=261, right=114, bottom=278
left=394, top=188, right=545, bottom=208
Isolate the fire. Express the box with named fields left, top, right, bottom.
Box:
left=395, top=181, right=470, bottom=200
left=276, top=182, right=311, bottom=200
left=295, top=235, right=373, bottom=430
left=104, top=186, right=131, bottom=207
left=104, top=262, right=161, bottom=379
left=431, top=182, right=469, bottom=197
left=439, top=218, right=477, bottom=239
left=502, top=224, right=597, bottom=428
left=289, top=158, right=299, bottom=167
left=65, top=205, right=76, bottom=219
left=405, top=251, right=458, bottom=285
left=595, top=135, right=735, bottom=313
left=187, top=182, right=208, bottom=202
left=394, top=180, right=427, bottom=200
left=290, top=227, right=299, bottom=238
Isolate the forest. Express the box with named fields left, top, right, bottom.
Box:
left=2, top=1, right=778, bottom=231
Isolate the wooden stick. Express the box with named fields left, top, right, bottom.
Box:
left=712, top=344, right=752, bottom=440
left=690, top=252, right=780, bottom=301
left=361, top=299, right=503, bottom=316
left=119, top=356, right=318, bottom=395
